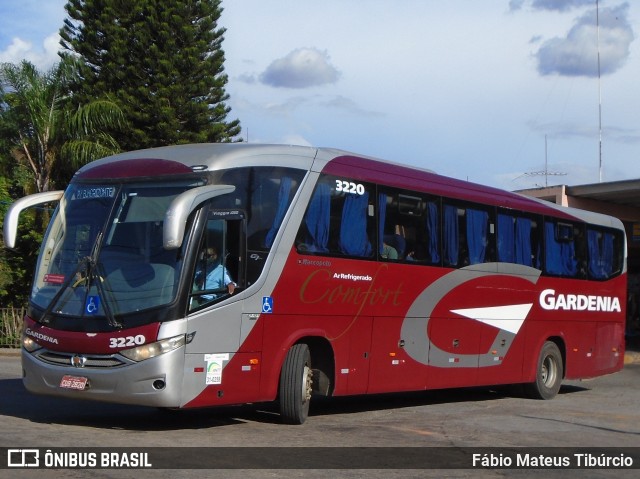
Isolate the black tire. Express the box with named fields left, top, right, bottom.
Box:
left=279, top=343, right=313, bottom=424
left=525, top=341, right=563, bottom=400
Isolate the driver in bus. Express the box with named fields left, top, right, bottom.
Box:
left=194, top=246, right=236, bottom=301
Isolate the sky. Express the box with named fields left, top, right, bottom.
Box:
left=0, top=0, right=638, bottom=191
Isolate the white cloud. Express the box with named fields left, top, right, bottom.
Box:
left=536, top=4, right=634, bottom=77
left=531, top=0, right=594, bottom=11
left=260, top=48, right=341, bottom=89
left=510, top=0, right=594, bottom=12
left=0, top=37, right=32, bottom=62
left=321, top=95, right=385, bottom=118
left=0, top=33, right=61, bottom=70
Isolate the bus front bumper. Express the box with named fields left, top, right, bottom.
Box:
left=21, top=345, right=186, bottom=408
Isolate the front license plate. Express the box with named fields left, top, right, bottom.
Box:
left=60, top=375, right=88, bottom=390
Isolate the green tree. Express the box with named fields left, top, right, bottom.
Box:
left=0, top=59, right=125, bottom=194
left=0, top=59, right=124, bottom=306
left=0, top=175, right=43, bottom=308
left=60, top=0, right=242, bottom=151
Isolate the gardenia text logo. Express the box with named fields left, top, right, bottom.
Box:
left=539, top=289, right=621, bottom=313
left=25, top=328, right=59, bottom=345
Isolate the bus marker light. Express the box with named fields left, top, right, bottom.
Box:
left=389, top=352, right=396, bottom=357
left=194, top=367, right=204, bottom=373
left=249, top=358, right=259, bottom=365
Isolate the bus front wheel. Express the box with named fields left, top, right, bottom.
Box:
left=279, top=343, right=313, bottom=424
left=525, top=341, right=563, bottom=400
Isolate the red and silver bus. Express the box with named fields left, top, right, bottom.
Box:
left=4, top=144, right=626, bottom=424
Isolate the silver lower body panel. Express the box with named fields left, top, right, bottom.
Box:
left=21, top=346, right=186, bottom=408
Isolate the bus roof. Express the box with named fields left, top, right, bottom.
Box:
left=75, top=143, right=623, bottom=230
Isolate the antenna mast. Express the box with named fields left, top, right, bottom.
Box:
left=597, top=0, right=603, bottom=182
left=517, top=135, right=567, bottom=186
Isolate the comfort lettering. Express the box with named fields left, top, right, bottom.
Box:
left=299, top=265, right=404, bottom=316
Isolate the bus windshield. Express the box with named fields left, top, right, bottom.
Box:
left=31, top=182, right=198, bottom=320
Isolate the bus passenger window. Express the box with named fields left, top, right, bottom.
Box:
left=378, top=189, right=440, bottom=264
left=544, top=221, right=585, bottom=278
left=443, top=205, right=462, bottom=267
left=378, top=192, right=401, bottom=260
left=423, top=202, right=440, bottom=264
left=296, top=176, right=374, bottom=259
left=338, top=191, right=373, bottom=257
left=497, top=212, right=539, bottom=267
left=297, top=183, right=331, bottom=253
left=467, top=208, right=490, bottom=264
left=587, top=227, right=622, bottom=280
left=212, top=167, right=304, bottom=253
left=443, top=203, right=492, bottom=267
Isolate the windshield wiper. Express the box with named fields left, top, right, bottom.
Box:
left=38, top=236, right=122, bottom=328
left=83, top=231, right=122, bottom=329
left=38, top=256, right=90, bottom=325
left=37, top=256, right=122, bottom=329
left=88, top=261, right=121, bottom=329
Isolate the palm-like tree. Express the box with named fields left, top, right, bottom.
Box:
left=0, top=58, right=125, bottom=193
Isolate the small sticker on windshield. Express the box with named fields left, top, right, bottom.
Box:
left=44, top=274, right=65, bottom=285
left=85, top=296, right=100, bottom=315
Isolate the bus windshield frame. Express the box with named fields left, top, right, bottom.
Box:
left=30, top=181, right=204, bottom=323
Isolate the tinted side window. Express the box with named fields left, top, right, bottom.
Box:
left=378, top=188, right=440, bottom=264
left=586, top=227, right=624, bottom=280
left=443, top=202, right=494, bottom=267
left=496, top=210, right=541, bottom=268
left=211, top=167, right=305, bottom=252
left=544, top=220, right=586, bottom=278
left=297, top=175, right=375, bottom=258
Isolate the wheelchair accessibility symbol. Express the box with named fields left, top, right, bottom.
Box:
left=85, top=296, right=100, bottom=315
left=262, top=296, right=273, bottom=314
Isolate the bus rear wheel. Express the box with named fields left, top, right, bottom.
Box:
left=279, top=343, right=313, bottom=424
left=525, top=341, right=563, bottom=400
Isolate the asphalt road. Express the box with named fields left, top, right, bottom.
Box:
left=0, top=351, right=639, bottom=479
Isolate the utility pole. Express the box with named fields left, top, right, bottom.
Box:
left=597, top=0, right=603, bottom=182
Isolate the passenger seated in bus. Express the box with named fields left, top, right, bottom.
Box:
left=381, top=242, right=398, bottom=260
left=404, top=241, right=426, bottom=262
left=384, top=224, right=406, bottom=259
left=193, top=246, right=236, bottom=300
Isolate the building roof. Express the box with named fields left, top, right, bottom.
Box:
left=565, top=179, right=640, bottom=209
left=516, top=179, right=640, bottom=223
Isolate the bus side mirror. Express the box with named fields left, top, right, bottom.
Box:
left=163, top=184, right=236, bottom=249
left=3, top=191, right=64, bottom=248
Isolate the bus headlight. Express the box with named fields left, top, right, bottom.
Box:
left=120, top=335, right=185, bottom=362
left=22, top=334, right=42, bottom=352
